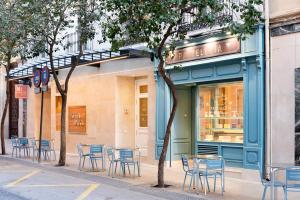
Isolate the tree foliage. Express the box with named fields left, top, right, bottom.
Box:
left=0, top=0, right=32, bottom=155
left=23, top=0, right=102, bottom=165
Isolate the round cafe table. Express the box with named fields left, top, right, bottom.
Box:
left=191, top=154, right=224, bottom=195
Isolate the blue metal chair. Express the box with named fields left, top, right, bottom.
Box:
left=11, top=137, right=20, bottom=157
left=77, top=144, right=92, bottom=170
left=106, top=146, right=119, bottom=177
left=18, top=137, right=30, bottom=157
left=284, top=167, right=300, bottom=200
left=259, top=165, right=285, bottom=200
left=39, top=140, right=56, bottom=161
left=181, top=155, right=203, bottom=192
left=119, top=149, right=140, bottom=177
left=201, top=158, right=225, bottom=195
left=89, top=145, right=105, bottom=171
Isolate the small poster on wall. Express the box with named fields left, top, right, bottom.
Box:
left=295, top=68, right=300, bottom=164
left=68, top=106, right=86, bottom=134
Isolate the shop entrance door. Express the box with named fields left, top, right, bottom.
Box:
left=9, top=81, right=19, bottom=138
left=135, top=79, right=149, bottom=156
left=172, top=87, right=192, bottom=160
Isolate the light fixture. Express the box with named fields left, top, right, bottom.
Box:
left=205, top=37, right=218, bottom=43
left=184, top=40, right=189, bottom=44
left=226, top=31, right=232, bottom=35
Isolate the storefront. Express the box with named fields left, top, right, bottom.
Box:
left=155, top=26, right=265, bottom=169
left=10, top=51, right=157, bottom=164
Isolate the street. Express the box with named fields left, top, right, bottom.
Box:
left=0, top=158, right=200, bottom=200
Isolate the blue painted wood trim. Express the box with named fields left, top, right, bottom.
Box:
left=154, top=26, right=265, bottom=169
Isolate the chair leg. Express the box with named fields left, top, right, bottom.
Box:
left=206, top=176, right=210, bottom=192
left=284, top=187, right=287, bottom=200
left=188, top=175, right=194, bottom=192
left=199, top=175, right=203, bottom=190
left=82, top=157, right=86, bottom=168
left=137, top=162, right=141, bottom=177
left=182, top=173, right=187, bottom=191
left=214, top=175, right=216, bottom=192
left=127, top=164, right=131, bottom=175
left=107, top=162, right=112, bottom=176
left=78, top=157, right=82, bottom=170
left=115, top=162, right=118, bottom=175
left=262, top=186, right=267, bottom=200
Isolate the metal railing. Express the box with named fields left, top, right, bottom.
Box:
left=179, top=0, right=242, bottom=33
left=8, top=50, right=140, bottom=80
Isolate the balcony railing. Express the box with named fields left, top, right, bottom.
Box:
left=179, top=0, right=242, bottom=33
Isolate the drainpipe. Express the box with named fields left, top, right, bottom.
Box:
left=264, top=0, right=272, bottom=176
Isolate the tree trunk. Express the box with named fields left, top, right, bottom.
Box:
left=157, top=61, right=178, bottom=187
left=58, top=94, right=67, bottom=166
left=0, top=79, right=10, bottom=155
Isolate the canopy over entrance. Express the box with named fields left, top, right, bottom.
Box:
left=8, top=49, right=150, bottom=80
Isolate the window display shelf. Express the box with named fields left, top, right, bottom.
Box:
left=201, top=128, right=243, bottom=133
left=200, top=117, right=243, bottom=119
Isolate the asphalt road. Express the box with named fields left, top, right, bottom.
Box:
left=0, top=158, right=202, bottom=200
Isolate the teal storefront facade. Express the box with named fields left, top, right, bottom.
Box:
left=155, top=26, right=265, bottom=169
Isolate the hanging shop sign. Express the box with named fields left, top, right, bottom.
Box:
left=15, top=84, right=27, bottom=99
left=41, top=66, right=50, bottom=92
left=166, top=37, right=241, bottom=65
left=33, top=69, right=41, bottom=94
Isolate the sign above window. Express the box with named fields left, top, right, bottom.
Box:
left=166, top=37, right=240, bottom=65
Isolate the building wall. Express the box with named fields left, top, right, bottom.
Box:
left=270, top=0, right=300, bottom=19
left=26, top=57, right=156, bottom=163
left=270, top=32, right=300, bottom=163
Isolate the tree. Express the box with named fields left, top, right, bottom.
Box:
left=101, top=0, right=262, bottom=187
left=24, top=0, right=101, bottom=166
left=0, top=0, right=31, bottom=155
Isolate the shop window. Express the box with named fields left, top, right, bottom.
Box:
left=199, top=82, right=244, bottom=143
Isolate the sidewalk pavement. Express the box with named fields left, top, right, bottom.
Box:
left=4, top=139, right=299, bottom=200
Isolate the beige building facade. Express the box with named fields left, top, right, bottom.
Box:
left=24, top=57, right=157, bottom=163
left=268, top=0, right=300, bottom=164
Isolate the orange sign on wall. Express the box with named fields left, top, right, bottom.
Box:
left=68, top=106, right=86, bottom=134
left=15, top=84, right=27, bottom=99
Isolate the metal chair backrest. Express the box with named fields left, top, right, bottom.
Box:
left=41, top=140, right=50, bottom=147
left=77, top=144, right=83, bottom=157
left=119, top=149, right=133, bottom=161
left=11, top=137, right=19, bottom=147
left=90, top=145, right=104, bottom=154
left=286, top=167, right=300, bottom=186
left=106, top=146, right=115, bottom=161
left=181, top=154, right=190, bottom=172
left=206, top=158, right=224, bottom=170
left=19, top=138, right=29, bottom=146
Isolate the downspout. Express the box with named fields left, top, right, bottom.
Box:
left=264, top=0, right=272, bottom=176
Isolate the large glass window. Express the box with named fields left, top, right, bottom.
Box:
left=199, top=82, right=244, bottom=143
